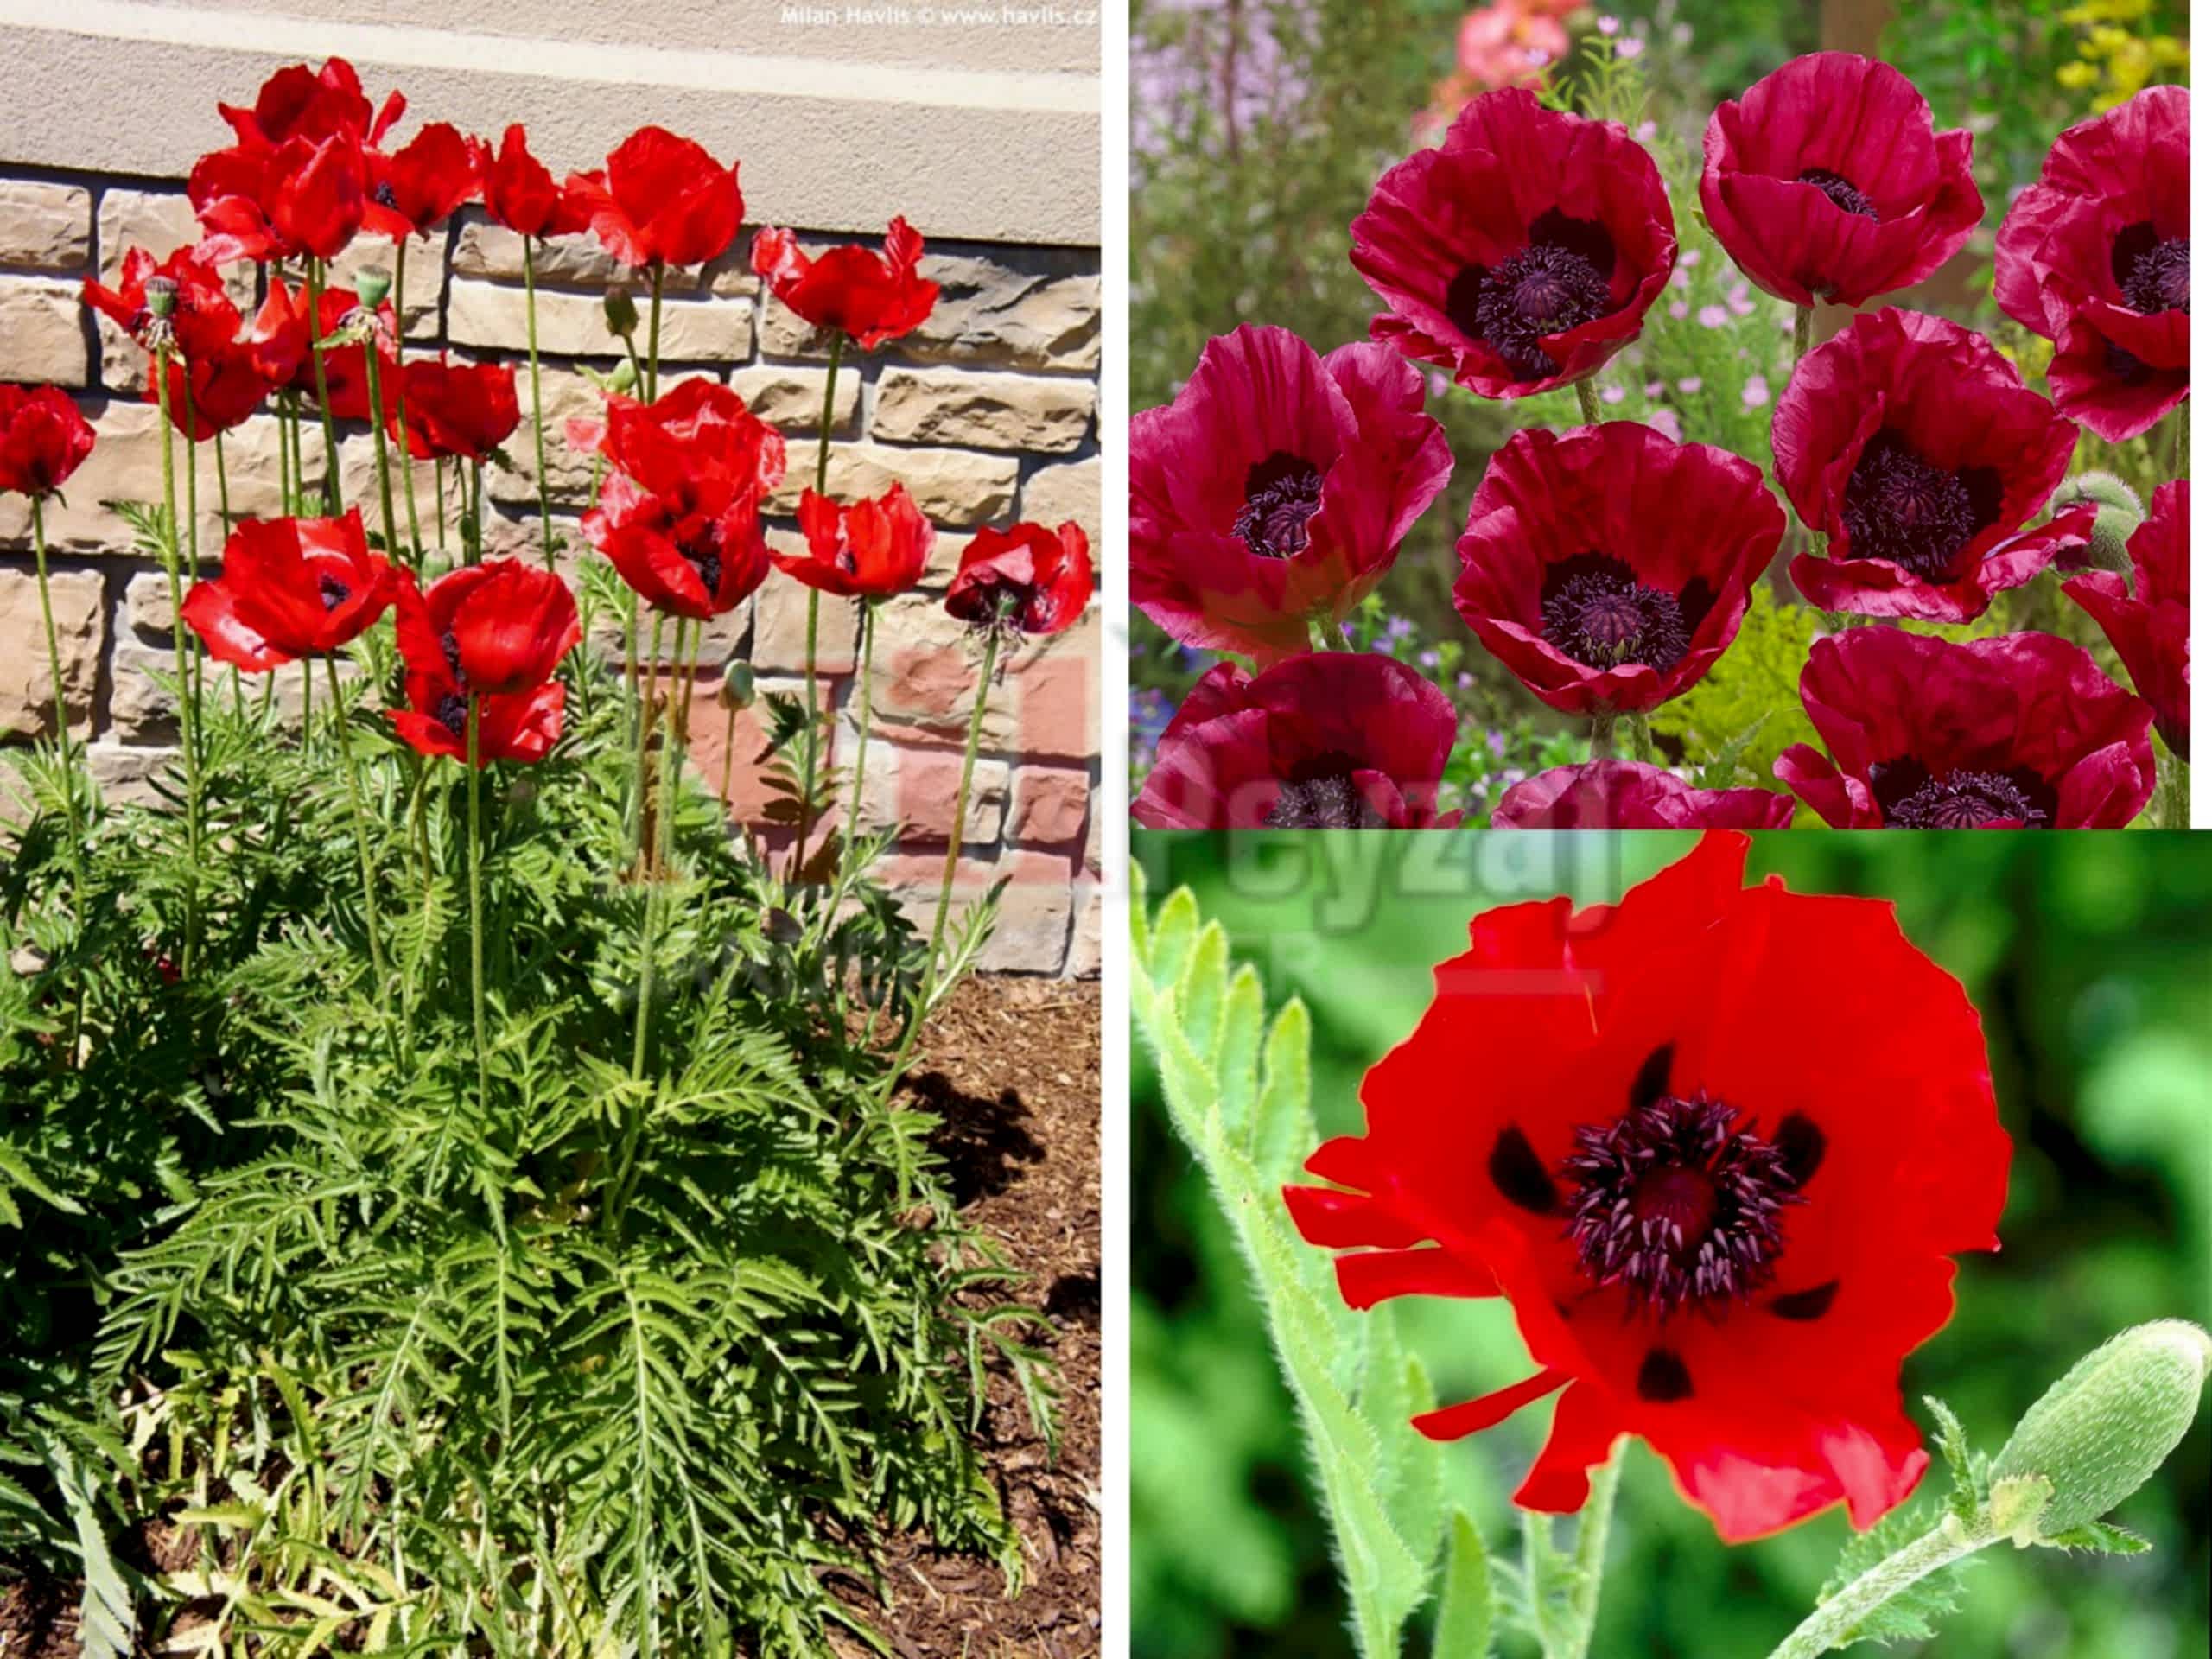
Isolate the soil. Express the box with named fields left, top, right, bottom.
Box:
left=0, top=976, right=1102, bottom=1659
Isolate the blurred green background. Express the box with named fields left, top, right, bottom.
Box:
left=1130, top=831, right=2212, bottom=1658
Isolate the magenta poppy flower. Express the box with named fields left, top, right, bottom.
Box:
left=1775, top=309, right=2092, bottom=621
left=1129, top=324, right=1452, bottom=661
left=1454, top=422, right=1785, bottom=717
left=1700, top=54, right=1983, bottom=309
left=1993, top=86, right=2189, bottom=443
left=2063, top=480, right=2189, bottom=762
left=1492, top=760, right=1796, bottom=829
left=1133, top=654, right=1460, bottom=830
left=1351, top=89, right=1676, bottom=399
left=1775, top=629, right=2155, bottom=829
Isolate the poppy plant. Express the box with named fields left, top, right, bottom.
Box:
left=179, top=508, right=397, bottom=671
left=1700, top=54, right=1984, bottom=310
left=1993, top=86, right=2190, bottom=443
left=750, top=217, right=941, bottom=350
left=1284, top=831, right=2011, bottom=1541
left=393, top=558, right=581, bottom=699
left=1454, top=421, right=1785, bottom=718
left=1492, top=760, right=1796, bottom=829
left=1133, top=653, right=1461, bottom=830
left=566, top=126, right=743, bottom=270
left=363, top=121, right=478, bottom=242
left=389, top=357, right=522, bottom=462
left=944, top=521, right=1095, bottom=639
left=778, top=485, right=934, bottom=598
left=1775, top=628, right=2156, bottom=829
left=83, top=245, right=242, bottom=365
left=472, top=124, right=583, bottom=239
left=1129, top=324, right=1453, bottom=661
left=586, top=470, right=772, bottom=620
left=0, top=383, right=96, bottom=499
left=1774, top=309, right=2092, bottom=621
left=2063, top=480, right=2190, bottom=763
left=1351, top=88, right=1676, bottom=398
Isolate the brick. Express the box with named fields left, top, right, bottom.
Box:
left=1019, top=456, right=1100, bottom=543
left=0, top=276, right=89, bottom=386
left=1008, top=764, right=1090, bottom=845
left=0, top=563, right=104, bottom=739
left=0, top=402, right=281, bottom=557
left=871, top=367, right=1093, bottom=453
left=752, top=558, right=860, bottom=673
left=327, top=238, right=442, bottom=340
left=1065, top=878, right=1101, bottom=977
left=759, top=247, right=1100, bottom=372
left=448, top=278, right=751, bottom=361
left=851, top=741, right=1008, bottom=844
left=876, top=847, right=1072, bottom=973
left=451, top=215, right=758, bottom=296
left=728, top=364, right=860, bottom=435
left=0, top=181, right=92, bottom=270
left=125, top=569, right=175, bottom=637
left=680, top=670, right=844, bottom=830
left=482, top=365, right=715, bottom=510
left=86, top=742, right=175, bottom=809
left=765, top=441, right=1017, bottom=527
left=109, top=639, right=361, bottom=742
left=869, top=594, right=1096, bottom=761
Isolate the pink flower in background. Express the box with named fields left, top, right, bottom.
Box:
left=1456, top=3, right=1569, bottom=92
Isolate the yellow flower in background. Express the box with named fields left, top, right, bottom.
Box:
left=2051, top=0, right=2188, bottom=113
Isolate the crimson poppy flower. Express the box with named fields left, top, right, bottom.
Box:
left=1993, top=86, right=2189, bottom=443
left=250, top=278, right=397, bottom=423
left=587, top=379, right=786, bottom=514
left=0, top=384, right=96, bottom=499
left=1775, top=628, right=2155, bottom=828
left=750, top=217, right=940, bottom=350
left=585, top=469, right=772, bottom=620
left=1774, top=309, right=2092, bottom=621
left=1454, top=422, right=1785, bottom=717
left=363, top=121, right=477, bottom=242
left=390, top=671, right=566, bottom=767
left=393, top=559, right=579, bottom=700
left=2064, top=480, right=2190, bottom=762
left=389, top=357, right=521, bottom=462
left=1492, top=760, right=1796, bottom=829
left=149, top=340, right=269, bottom=439
left=471, top=124, right=584, bottom=239
left=1351, top=89, right=1675, bottom=398
left=945, top=521, right=1095, bottom=639
left=1284, top=831, right=2010, bottom=1541
left=1134, top=653, right=1460, bottom=830
left=565, top=126, right=742, bottom=269
left=82, top=245, right=242, bottom=364
left=1700, top=54, right=1984, bottom=309
left=179, top=508, right=396, bottom=671
left=777, top=485, right=933, bottom=598
left=1130, top=324, right=1453, bottom=662
left=217, top=56, right=403, bottom=149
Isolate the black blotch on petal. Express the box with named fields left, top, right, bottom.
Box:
left=1637, top=1348, right=1694, bottom=1402
left=1775, top=1112, right=1826, bottom=1187
left=1489, top=1125, right=1559, bottom=1215
left=1771, top=1281, right=1840, bottom=1321
left=1629, top=1044, right=1674, bottom=1113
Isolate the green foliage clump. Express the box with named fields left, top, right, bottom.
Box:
left=1646, top=598, right=1821, bottom=789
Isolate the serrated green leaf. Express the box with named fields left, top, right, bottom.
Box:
left=2036, top=1520, right=2153, bottom=1554
left=1923, top=1395, right=1979, bottom=1521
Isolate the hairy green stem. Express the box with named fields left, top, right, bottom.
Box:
left=153, top=350, right=205, bottom=974
left=466, top=701, right=492, bottom=1125
left=811, top=597, right=877, bottom=961
left=924, top=628, right=998, bottom=988
left=29, top=498, right=89, bottom=1058
left=1626, top=712, right=1656, bottom=765
left=1590, top=711, right=1617, bottom=758
left=1574, top=378, right=1601, bottom=425
left=1561, top=1452, right=1623, bottom=1659
left=1307, top=615, right=1347, bottom=652
left=1793, top=303, right=1815, bottom=373
left=794, top=335, right=845, bottom=865
left=645, top=260, right=664, bottom=401
left=468, top=458, right=485, bottom=563
left=305, top=258, right=344, bottom=513
left=327, top=652, right=394, bottom=1032
left=1767, top=1514, right=1993, bottom=1659
left=363, top=340, right=403, bottom=568
left=392, top=238, right=424, bottom=562
left=524, top=237, right=557, bottom=571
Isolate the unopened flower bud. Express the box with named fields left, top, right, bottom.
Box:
left=720, top=662, right=754, bottom=709
left=1989, top=1320, right=2212, bottom=1541
left=144, top=276, right=178, bottom=319
left=2053, top=471, right=2145, bottom=574
left=608, top=357, right=639, bottom=394
left=354, top=268, right=392, bottom=308
left=605, top=289, right=640, bottom=340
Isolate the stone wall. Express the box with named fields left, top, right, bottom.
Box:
left=0, top=175, right=1103, bottom=976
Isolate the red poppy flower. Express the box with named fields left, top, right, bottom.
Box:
left=249, top=278, right=397, bottom=422
left=587, top=379, right=787, bottom=516
left=2063, top=480, right=2190, bottom=762
left=471, top=124, right=585, bottom=239
left=1130, top=324, right=1453, bottom=662
left=749, top=217, right=940, bottom=349
left=1134, top=653, right=1461, bottom=830
left=1351, top=89, right=1676, bottom=398
left=389, top=357, right=521, bottom=462
left=944, top=521, right=1094, bottom=638
left=363, top=121, right=477, bottom=242
left=82, top=245, right=242, bottom=364
left=1284, top=831, right=2010, bottom=1542
left=584, top=469, right=771, bottom=620
left=1776, top=628, right=2155, bottom=828
left=0, top=385, right=96, bottom=499
left=390, top=671, right=566, bottom=767
left=179, top=508, right=396, bottom=671
left=1700, top=54, right=1984, bottom=309
left=217, top=56, right=403, bottom=150
left=1993, top=86, right=2189, bottom=443
left=1775, top=309, right=2092, bottom=622
left=778, top=484, right=933, bottom=598
left=1455, top=422, right=1785, bottom=717
left=1492, top=760, right=1796, bottom=829
left=393, top=560, right=579, bottom=697
left=149, top=340, right=269, bottom=439
left=564, top=126, right=742, bottom=269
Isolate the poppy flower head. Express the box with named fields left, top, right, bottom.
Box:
left=1776, top=628, right=2156, bottom=828
left=565, top=125, right=743, bottom=270
left=1351, top=89, right=1676, bottom=398
left=583, top=469, right=772, bottom=620
left=1491, top=760, right=1796, bottom=829
left=389, top=671, right=567, bottom=768
left=1455, top=422, right=1785, bottom=715
left=472, top=124, right=584, bottom=240
left=0, top=384, right=96, bottom=499
left=391, top=356, right=522, bottom=462
left=149, top=340, right=270, bottom=440
left=179, top=508, right=396, bottom=671
left=750, top=217, right=942, bottom=350
left=395, top=559, right=581, bottom=698
left=779, top=484, right=934, bottom=598
left=1776, top=309, right=2092, bottom=621
left=265, top=129, right=370, bottom=261
left=1285, top=832, right=2012, bottom=1541
left=591, top=378, right=786, bottom=519
left=1700, top=53, right=1985, bottom=308
left=249, top=279, right=398, bottom=422
left=2063, top=479, right=2190, bottom=761
left=1130, top=324, right=1453, bottom=662
left=83, top=245, right=242, bottom=364
left=1132, top=653, right=1462, bottom=830
left=218, top=57, right=403, bottom=149
left=944, top=521, right=1095, bottom=639
left=364, top=121, right=478, bottom=241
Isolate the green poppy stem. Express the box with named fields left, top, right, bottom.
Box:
left=1575, top=378, right=1601, bottom=425
left=466, top=699, right=491, bottom=1122
left=925, top=628, right=998, bottom=988
left=152, top=349, right=204, bottom=974
left=1793, top=303, right=1815, bottom=372
left=392, top=238, right=425, bottom=560
left=363, top=342, right=404, bottom=570
left=29, top=499, right=87, bottom=910
left=645, top=260, right=664, bottom=401
left=326, top=652, right=394, bottom=1032
left=523, top=236, right=557, bottom=573
left=795, top=334, right=845, bottom=865
left=1590, top=711, right=1617, bottom=758
left=304, top=257, right=344, bottom=513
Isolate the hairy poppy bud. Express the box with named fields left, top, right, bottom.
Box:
left=720, top=661, right=754, bottom=709
left=607, top=357, right=639, bottom=394
left=2053, top=471, right=2146, bottom=574
left=354, top=268, right=392, bottom=308
left=604, top=289, right=640, bottom=340
left=1989, top=1320, right=2212, bottom=1542
left=144, top=276, right=178, bottom=319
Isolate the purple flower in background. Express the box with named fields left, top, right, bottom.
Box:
left=1134, top=0, right=1312, bottom=165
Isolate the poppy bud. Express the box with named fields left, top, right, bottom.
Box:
left=608, top=358, right=639, bottom=394
left=144, top=276, right=178, bottom=318
left=605, top=289, right=640, bottom=340
left=720, top=662, right=754, bottom=709
left=354, top=268, right=392, bottom=308
left=1989, top=1320, right=2212, bottom=1543
left=2053, top=471, right=2146, bottom=574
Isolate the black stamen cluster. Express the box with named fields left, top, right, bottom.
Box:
left=1797, top=168, right=1878, bottom=220
left=1840, top=431, right=1984, bottom=581
left=1539, top=554, right=1691, bottom=672
left=1232, top=453, right=1325, bottom=561
left=1448, top=243, right=1613, bottom=382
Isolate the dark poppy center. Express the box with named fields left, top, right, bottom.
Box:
left=1878, top=762, right=2054, bottom=829
left=677, top=518, right=724, bottom=594
left=1448, top=240, right=1615, bottom=383
left=440, top=628, right=467, bottom=689
left=1539, top=553, right=1691, bottom=672
left=1840, top=431, right=1995, bottom=581
left=2120, top=235, right=2190, bottom=315
left=317, top=573, right=351, bottom=611
left=1232, top=452, right=1325, bottom=561
left=1796, top=167, right=1878, bottom=220
left=1262, top=751, right=1378, bottom=830
left=373, top=181, right=400, bottom=210
left=435, top=691, right=470, bottom=738
left=1562, top=1092, right=1805, bottom=1319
